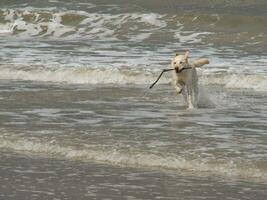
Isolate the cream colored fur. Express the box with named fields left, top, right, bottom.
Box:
left=172, top=50, right=209, bottom=109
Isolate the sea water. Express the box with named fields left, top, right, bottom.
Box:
left=0, top=0, right=266, bottom=199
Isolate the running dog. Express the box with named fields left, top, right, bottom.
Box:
left=172, top=50, right=209, bottom=109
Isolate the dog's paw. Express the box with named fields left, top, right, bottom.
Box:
left=187, top=103, right=197, bottom=110
left=175, top=86, right=183, bottom=94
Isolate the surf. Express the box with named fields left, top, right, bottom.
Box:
left=1, top=64, right=267, bottom=91
left=0, top=136, right=266, bottom=182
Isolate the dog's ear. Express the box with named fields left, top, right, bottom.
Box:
left=184, top=50, right=189, bottom=61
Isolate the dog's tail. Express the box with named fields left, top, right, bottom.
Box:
left=193, top=58, right=209, bottom=68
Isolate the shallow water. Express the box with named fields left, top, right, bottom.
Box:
left=1, top=150, right=267, bottom=200
left=0, top=81, right=266, bottom=199
left=0, top=0, right=267, bottom=199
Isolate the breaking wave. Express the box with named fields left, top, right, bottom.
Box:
left=0, top=6, right=266, bottom=91
left=0, top=6, right=266, bottom=44
left=0, top=65, right=158, bottom=85
left=201, top=73, right=267, bottom=91
left=0, top=137, right=266, bottom=182
left=0, top=64, right=267, bottom=91
left=0, top=7, right=173, bottom=41
left=3, top=6, right=265, bottom=43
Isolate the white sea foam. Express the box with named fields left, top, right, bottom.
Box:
left=174, top=31, right=214, bottom=44
left=0, top=7, right=205, bottom=43
left=0, top=21, right=16, bottom=34
left=137, top=13, right=167, bottom=27
left=0, top=8, right=164, bottom=39
left=0, top=65, right=267, bottom=91
left=0, top=65, right=161, bottom=85
left=0, top=137, right=266, bottom=182
left=201, top=73, right=267, bottom=91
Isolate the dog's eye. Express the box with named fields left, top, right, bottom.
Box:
left=180, top=61, right=183, bottom=64
left=174, top=62, right=176, bottom=64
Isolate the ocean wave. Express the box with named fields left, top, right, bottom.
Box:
left=0, top=7, right=213, bottom=43
left=1, top=6, right=266, bottom=47
left=1, top=6, right=265, bottom=49
left=0, top=65, right=267, bottom=91
left=0, top=65, right=158, bottom=85
left=0, top=137, right=266, bottom=182
left=201, top=73, right=267, bottom=91
left=0, top=8, right=169, bottom=40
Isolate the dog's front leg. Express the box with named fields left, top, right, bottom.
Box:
left=174, top=80, right=183, bottom=94
left=174, top=81, right=188, bottom=106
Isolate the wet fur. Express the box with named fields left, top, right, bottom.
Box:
left=171, top=51, right=209, bottom=109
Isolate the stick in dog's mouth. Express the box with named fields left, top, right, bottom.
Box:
left=149, top=67, right=192, bottom=89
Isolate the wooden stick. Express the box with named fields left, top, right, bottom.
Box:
left=149, top=67, right=192, bottom=89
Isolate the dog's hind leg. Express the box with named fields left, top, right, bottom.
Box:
left=181, top=87, right=188, bottom=106
left=192, top=71, right=199, bottom=107
left=193, top=85, right=199, bottom=107
left=186, top=86, right=195, bottom=109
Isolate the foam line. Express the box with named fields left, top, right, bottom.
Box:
left=0, top=137, right=266, bottom=182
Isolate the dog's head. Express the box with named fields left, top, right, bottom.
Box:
left=171, top=50, right=189, bottom=73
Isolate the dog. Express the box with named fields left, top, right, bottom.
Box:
left=171, top=50, right=209, bottom=109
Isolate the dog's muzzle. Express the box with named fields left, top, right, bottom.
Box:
left=175, top=66, right=192, bottom=73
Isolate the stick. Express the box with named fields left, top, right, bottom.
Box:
left=149, top=67, right=193, bottom=89
left=149, top=69, right=175, bottom=89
